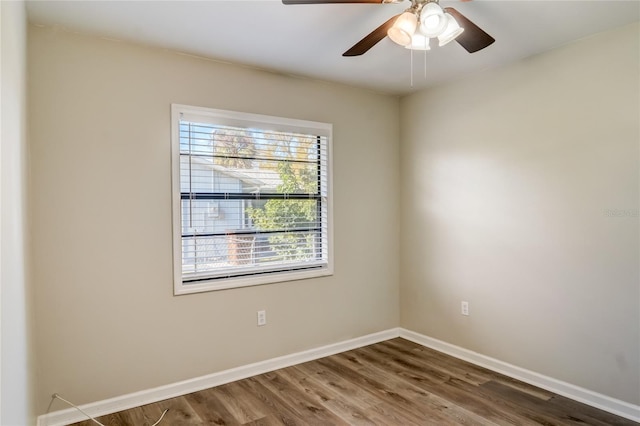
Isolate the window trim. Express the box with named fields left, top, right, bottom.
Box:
left=171, top=104, right=333, bottom=295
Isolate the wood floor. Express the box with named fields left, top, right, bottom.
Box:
left=70, top=338, right=637, bottom=426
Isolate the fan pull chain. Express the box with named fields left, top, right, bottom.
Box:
left=424, top=48, right=428, bottom=80
left=410, top=47, right=414, bottom=88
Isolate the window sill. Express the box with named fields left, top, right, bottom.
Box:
left=174, top=265, right=333, bottom=295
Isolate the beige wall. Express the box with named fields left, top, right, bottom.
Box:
left=28, top=26, right=400, bottom=413
left=1, top=0, right=36, bottom=424
left=400, top=23, right=640, bottom=405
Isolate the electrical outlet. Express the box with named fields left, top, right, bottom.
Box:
left=257, top=310, right=267, bottom=326
left=461, top=301, right=469, bottom=316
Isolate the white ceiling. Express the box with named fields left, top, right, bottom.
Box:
left=26, top=0, right=640, bottom=95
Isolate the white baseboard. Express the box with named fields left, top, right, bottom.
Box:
left=399, top=328, right=640, bottom=423
left=38, top=327, right=640, bottom=425
left=37, top=328, right=401, bottom=426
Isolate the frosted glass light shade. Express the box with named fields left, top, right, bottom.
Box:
left=420, top=2, right=447, bottom=37
left=405, top=32, right=431, bottom=50
left=388, top=12, right=418, bottom=46
left=438, top=13, right=464, bottom=46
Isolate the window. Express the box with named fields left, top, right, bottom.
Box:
left=171, top=104, right=332, bottom=294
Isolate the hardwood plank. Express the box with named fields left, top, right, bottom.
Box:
left=279, top=365, right=378, bottom=425
left=252, top=371, right=349, bottom=425
left=479, top=380, right=608, bottom=426
left=297, top=358, right=440, bottom=424
left=126, top=399, right=202, bottom=426
left=548, top=394, right=640, bottom=426
left=241, top=415, right=286, bottom=426
left=357, top=343, right=452, bottom=385
left=183, top=387, right=241, bottom=425
left=234, top=376, right=316, bottom=425
left=377, top=339, right=488, bottom=385
left=320, top=398, right=378, bottom=426
left=421, top=375, right=542, bottom=424
left=348, top=346, right=496, bottom=425
left=364, top=400, right=441, bottom=425
left=333, top=348, right=532, bottom=424
left=292, top=361, right=381, bottom=408
left=67, top=338, right=637, bottom=426
left=209, top=381, right=270, bottom=424
left=317, top=355, right=424, bottom=407
left=72, top=411, right=129, bottom=426
left=322, top=353, right=460, bottom=424
left=334, top=348, right=499, bottom=426
left=384, top=338, right=556, bottom=401
left=276, top=366, right=336, bottom=406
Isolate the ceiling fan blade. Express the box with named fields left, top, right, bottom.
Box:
left=283, top=0, right=385, bottom=4
left=444, top=7, right=495, bottom=53
left=343, top=14, right=400, bottom=57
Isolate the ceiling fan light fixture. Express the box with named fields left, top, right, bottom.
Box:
left=387, top=11, right=418, bottom=46
left=437, top=13, right=464, bottom=46
left=405, top=32, right=431, bottom=51
left=419, top=2, right=447, bottom=38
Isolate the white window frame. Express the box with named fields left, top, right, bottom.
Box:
left=171, top=104, right=333, bottom=295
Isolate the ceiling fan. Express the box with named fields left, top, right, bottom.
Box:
left=282, top=0, right=495, bottom=57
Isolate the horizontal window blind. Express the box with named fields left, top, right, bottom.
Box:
left=173, top=105, right=331, bottom=291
